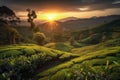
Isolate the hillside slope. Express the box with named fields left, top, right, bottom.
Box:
left=0, top=44, right=78, bottom=80
left=40, top=15, right=120, bottom=32
left=71, top=19, right=120, bottom=47
left=37, top=38, right=120, bottom=80
left=0, top=39, right=119, bottom=80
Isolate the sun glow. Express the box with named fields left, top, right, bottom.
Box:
left=46, top=13, right=57, bottom=21
left=78, top=7, right=89, bottom=11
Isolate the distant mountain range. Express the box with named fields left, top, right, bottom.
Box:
left=59, top=17, right=79, bottom=22
left=16, top=15, right=120, bottom=37
left=39, top=15, right=120, bottom=32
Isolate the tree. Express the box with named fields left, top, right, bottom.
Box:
left=0, top=6, right=21, bottom=44
left=26, top=8, right=37, bottom=30
left=33, top=32, right=47, bottom=45
left=0, top=6, right=20, bottom=26
left=7, top=27, right=21, bottom=44
left=0, top=25, right=21, bottom=44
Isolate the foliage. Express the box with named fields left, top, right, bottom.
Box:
left=26, top=8, right=37, bottom=29
left=64, top=61, right=120, bottom=80
left=0, top=44, right=77, bottom=80
left=0, top=38, right=120, bottom=80
left=45, top=42, right=73, bottom=52
left=7, top=27, right=22, bottom=44
left=72, top=38, right=120, bottom=55
left=0, top=26, right=22, bottom=44
left=33, top=32, right=47, bottom=45
left=37, top=39, right=120, bottom=80
left=0, top=6, right=21, bottom=45
left=53, top=32, right=68, bottom=42
left=71, top=19, right=120, bottom=46
left=55, top=43, right=72, bottom=52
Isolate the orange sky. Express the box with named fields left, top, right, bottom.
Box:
left=16, top=8, right=120, bottom=21
left=1, top=0, right=120, bottom=21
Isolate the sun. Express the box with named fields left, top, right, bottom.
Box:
left=46, top=13, right=57, bottom=21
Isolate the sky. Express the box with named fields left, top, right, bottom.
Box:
left=0, top=0, right=120, bottom=21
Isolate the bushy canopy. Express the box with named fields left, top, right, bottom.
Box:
left=33, top=32, right=47, bottom=45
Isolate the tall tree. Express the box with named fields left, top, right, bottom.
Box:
left=26, top=8, right=37, bottom=30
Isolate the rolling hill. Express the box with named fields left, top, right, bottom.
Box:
left=70, top=19, right=120, bottom=46
left=36, top=38, right=120, bottom=80
left=4, top=15, right=119, bottom=39
left=59, top=17, right=78, bottom=22
left=0, top=38, right=120, bottom=80
left=39, top=15, right=120, bottom=33
left=0, top=44, right=78, bottom=80
left=0, top=13, right=120, bottom=80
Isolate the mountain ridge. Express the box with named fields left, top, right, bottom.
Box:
left=39, top=15, right=120, bottom=33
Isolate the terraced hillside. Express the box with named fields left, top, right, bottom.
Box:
left=0, top=4, right=120, bottom=80
left=37, top=39, right=120, bottom=80
left=71, top=19, right=120, bottom=47
left=0, top=39, right=120, bottom=80
left=0, top=44, right=78, bottom=80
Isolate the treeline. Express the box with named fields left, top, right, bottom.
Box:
left=0, top=6, right=47, bottom=45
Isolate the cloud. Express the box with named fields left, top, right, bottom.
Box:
left=112, top=1, right=120, bottom=4
left=0, top=0, right=120, bottom=12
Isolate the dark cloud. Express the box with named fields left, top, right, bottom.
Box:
left=0, top=0, right=120, bottom=12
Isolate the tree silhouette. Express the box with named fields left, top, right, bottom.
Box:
left=0, top=6, right=21, bottom=44
left=26, top=8, right=37, bottom=29
left=0, top=6, right=20, bottom=25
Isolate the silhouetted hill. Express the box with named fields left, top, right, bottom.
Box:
left=59, top=17, right=78, bottom=22
left=39, top=15, right=120, bottom=33
left=0, top=6, right=15, bottom=16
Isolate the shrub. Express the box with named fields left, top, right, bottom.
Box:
left=33, top=32, right=47, bottom=45
left=56, top=43, right=72, bottom=52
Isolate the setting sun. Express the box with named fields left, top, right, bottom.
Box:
left=46, top=13, right=57, bottom=21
